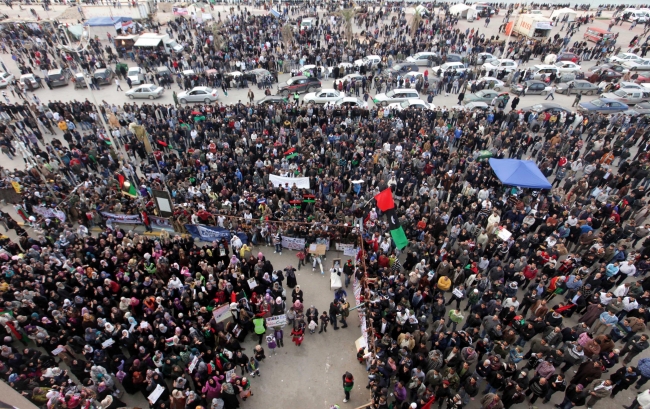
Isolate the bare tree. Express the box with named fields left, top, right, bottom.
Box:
left=338, top=8, right=356, bottom=44
left=207, top=20, right=226, bottom=51
left=281, top=23, right=294, bottom=48
left=410, top=9, right=423, bottom=38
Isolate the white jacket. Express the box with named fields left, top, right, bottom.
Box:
left=637, top=389, right=650, bottom=409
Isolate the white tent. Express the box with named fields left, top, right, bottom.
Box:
left=550, top=7, right=577, bottom=22
left=450, top=4, right=478, bottom=20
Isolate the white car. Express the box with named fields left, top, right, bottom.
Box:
left=125, top=84, right=164, bottom=99
left=402, top=71, right=426, bottom=88
left=335, top=97, right=368, bottom=109
left=301, top=64, right=332, bottom=76
left=354, top=55, right=381, bottom=67
left=482, top=58, right=518, bottom=73
left=473, top=76, right=505, bottom=91
left=303, top=89, right=345, bottom=104
left=623, top=58, right=650, bottom=71
left=477, top=52, right=498, bottom=65
left=177, top=86, right=219, bottom=103
left=619, top=81, right=644, bottom=91
left=388, top=99, right=435, bottom=111
left=127, top=67, right=145, bottom=85
left=607, top=52, right=642, bottom=64
left=554, top=61, right=582, bottom=73
left=431, top=62, right=468, bottom=75
left=340, top=73, right=365, bottom=83
left=406, top=52, right=437, bottom=66
left=0, top=72, right=14, bottom=88
left=19, top=74, right=42, bottom=89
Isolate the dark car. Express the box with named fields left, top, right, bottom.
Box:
left=47, top=69, right=70, bottom=87
left=510, top=80, right=550, bottom=95
left=385, top=62, right=419, bottom=76
left=521, top=103, right=571, bottom=132
left=93, top=67, right=115, bottom=85
left=446, top=53, right=463, bottom=63
left=587, top=69, right=623, bottom=83
left=257, top=95, right=288, bottom=105
left=557, top=80, right=600, bottom=95
left=277, top=75, right=321, bottom=96
left=557, top=52, right=579, bottom=63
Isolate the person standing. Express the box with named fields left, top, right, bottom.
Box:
left=330, top=300, right=340, bottom=330
left=342, top=372, right=354, bottom=403
left=610, top=365, right=639, bottom=398
left=318, top=311, right=330, bottom=333
left=115, top=78, right=123, bottom=91
left=586, top=379, right=612, bottom=409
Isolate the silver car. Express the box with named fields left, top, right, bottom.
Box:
left=557, top=80, right=599, bottom=95
left=178, top=86, right=219, bottom=104
left=125, top=84, right=164, bottom=99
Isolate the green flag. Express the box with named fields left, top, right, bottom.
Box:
left=390, top=226, right=409, bottom=250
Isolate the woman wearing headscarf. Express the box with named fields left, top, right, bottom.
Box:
left=220, top=381, right=240, bottom=409
left=170, top=389, right=186, bottom=409
left=202, top=376, right=222, bottom=402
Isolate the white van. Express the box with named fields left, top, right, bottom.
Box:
left=530, top=64, right=560, bottom=80
left=623, top=8, right=649, bottom=23
left=373, top=88, right=420, bottom=106
left=415, top=5, right=428, bottom=16
left=300, top=18, right=316, bottom=29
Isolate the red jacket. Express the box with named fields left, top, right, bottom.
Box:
left=523, top=266, right=538, bottom=281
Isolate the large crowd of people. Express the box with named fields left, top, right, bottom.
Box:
left=0, top=2, right=650, bottom=409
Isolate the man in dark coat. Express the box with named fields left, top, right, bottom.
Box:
left=571, top=360, right=603, bottom=386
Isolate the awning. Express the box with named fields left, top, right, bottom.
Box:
left=488, top=158, right=552, bottom=189
left=134, top=38, right=162, bottom=47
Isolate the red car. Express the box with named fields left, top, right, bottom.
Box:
left=633, top=73, right=650, bottom=83
left=587, top=69, right=623, bottom=83
left=557, top=52, right=580, bottom=63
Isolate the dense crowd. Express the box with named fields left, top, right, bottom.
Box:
left=1, top=2, right=650, bottom=409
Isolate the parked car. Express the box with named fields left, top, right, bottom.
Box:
left=388, top=99, right=434, bottom=111
left=554, top=61, right=581, bottom=73
left=19, top=74, right=42, bottom=89
left=521, top=103, right=571, bottom=132
left=354, top=55, right=381, bottom=68
left=373, top=88, right=420, bottom=106
left=623, top=58, right=650, bottom=71
left=473, top=76, right=505, bottom=91
left=556, top=80, right=599, bottom=95
left=303, top=89, right=345, bottom=104
left=334, top=97, right=368, bottom=109
left=464, top=89, right=508, bottom=104
left=340, top=73, right=366, bottom=83
left=0, top=71, right=13, bottom=88
left=257, top=95, right=288, bottom=105
left=511, top=80, right=551, bottom=95
left=301, top=64, right=332, bottom=77
left=606, top=52, right=642, bottom=64
left=93, top=68, right=115, bottom=85
left=406, top=52, right=437, bottom=66
left=617, top=81, right=645, bottom=91
left=587, top=69, right=623, bottom=83
left=385, top=62, right=419, bottom=76
left=589, top=64, right=629, bottom=74
left=633, top=101, right=650, bottom=114
left=577, top=98, right=629, bottom=113
left=46, top=69, right=70, bottom=87
left=277, top=76, right=321, bottom=96
left=431, top=62, right=468, bottom=75
left=633, top=73, right=650, bottom=83
left=556, top=52, right=580, bottom=63
left=125, top=84, right=164, bottom=99
left=600, top=89, right=650, bottom=104
left=127, top=67, right=145, bottom=85
left=482, top=58, right=518, bottom=73
left=445, top=53, right=463, bottom=63
left=177, top=86, right=219, bottom=103
left=476, top=52, right=498, bottom=65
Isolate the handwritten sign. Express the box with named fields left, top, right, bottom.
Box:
left=265, top=314, right=287, bottom=328
left=52, top=347, right=65, bottom=355
left=212, top=304, right=232, bottom=323
left=101, top=339, right=115, bottom=349
left=148, top=384, right=165, bottom=404
left=188, top=356, right=199, bottom=373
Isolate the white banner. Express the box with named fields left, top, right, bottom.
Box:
left=265, top=314, right=287, bottom=328
left=344, top=247, right=359, bottom=257
left=33, top=206, right=66, bottom=222
left=173, top=7, right=188, bottom=15
left=269, top=174, right=310, bottom=189
left=212, top=304, right=232, bottom=323
left=100, top=212, right=141, bottom=225
left=281, top=236, right=305, bottom=251
left=335, top=242, right=354, bottom=252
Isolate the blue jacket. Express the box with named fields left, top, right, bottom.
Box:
left=637, top=358, right=650, bottom=377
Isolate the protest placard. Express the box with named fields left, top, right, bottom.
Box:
left=265, top=314, right=287, bottom=328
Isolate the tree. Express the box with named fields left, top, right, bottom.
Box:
left=207, top=20, right=226, bottom=51
left=281, top=23, right=294, bottom=48
left=338, top=8, right=356, bottom=44
left=410, top=9, right=423, bottom=38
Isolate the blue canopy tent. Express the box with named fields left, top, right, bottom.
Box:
left=488, top=158, right=552, bottom=189
left=85, top=17, right=133, bottom=27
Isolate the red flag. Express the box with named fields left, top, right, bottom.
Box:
left=117, top=173, right=125, bottom=189
left=374, top=188, right=395, bottom=212
left=284, top=147, right=296, bottom=155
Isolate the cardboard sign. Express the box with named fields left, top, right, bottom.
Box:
left=309, top=243, right=327, bottom=255
left=212, top=304, right=232, bottom=323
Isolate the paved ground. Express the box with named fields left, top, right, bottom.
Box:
left=0, top=4, right=648, bottom=409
